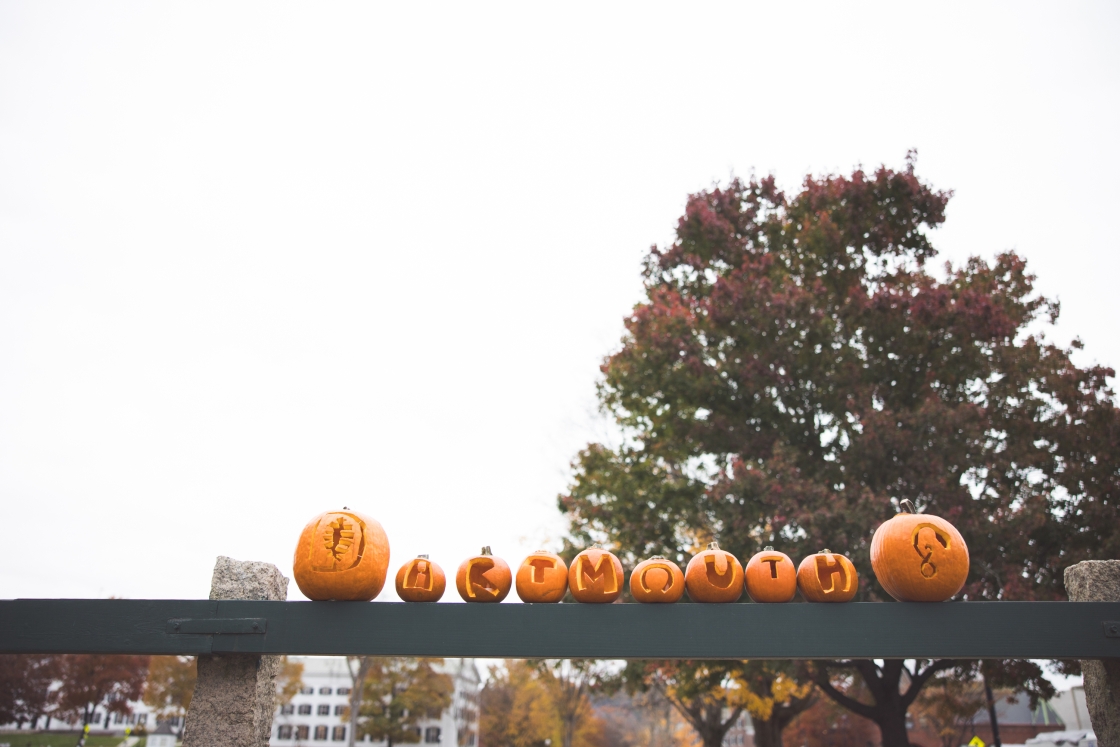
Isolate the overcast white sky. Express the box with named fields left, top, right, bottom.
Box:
left=1, top=2, right=1117, bottom=621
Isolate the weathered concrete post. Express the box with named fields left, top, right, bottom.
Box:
left=1065, top=560, right=1120, bottom=747
left=182, top=556, right=289, bottom=747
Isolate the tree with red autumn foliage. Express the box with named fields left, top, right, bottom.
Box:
left=559, top=154, right=1119, bottom=747
left=56, top=654, right=150, bottom=727
left=0, top=654, right=61, bottom=729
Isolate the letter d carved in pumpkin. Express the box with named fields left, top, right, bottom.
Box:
left=456, top=546, right=512, bottom=603
left=568, top=547, right=624, bottom=603
left=293, top=508, right=390, bottom=601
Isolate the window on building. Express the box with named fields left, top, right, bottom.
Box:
left=278, top=725, right=293, bottom=739
left=114, top=712, right=123, bottom=724
left=281, top=704, right=295, bottom=715
left=318, top=704, right=330, bottom=716
left=296, top=726, right=310, bottom=740
left=138, top=714, right=147, bottom=725
left=301, top=686, right=315, bottom=694
left=468, top=734, right=476, bottom=746
left=332, top=726, right=347, bottom=741
left=337, top=687, right=352, bottom=695
left=425, top=727, right=441, bottom=743
left=299, top=704, right=312, bottom=715
left=315, top=725, right=329, bottom=740
left=319, top=687, right=333, bottom=695
left=334, top=705, right=346, bottom=716
left=93, top=713, right=102, bottom=724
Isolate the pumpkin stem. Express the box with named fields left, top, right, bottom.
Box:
left=821, top=549, right=831, bottom=554
left=707, top=541, right=720, bottom=550
left=899, top=499, right=916, bottom=514
left=649, top=555, right=666, bottom=560
left=764, top=546, right=774, bottom=551
left=417, top=554, right=429, bottom=559
left=343, top=506, right=350, bottom=510
left=481, top=546, right=492, bottom=555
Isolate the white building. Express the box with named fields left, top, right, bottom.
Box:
left=271, top=657, right=480, bottom=747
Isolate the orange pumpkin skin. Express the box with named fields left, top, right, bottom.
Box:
left=292, top=509, right=390, bottom=601
left=515, top=550, right=569, bottom=603
left=395, top=555, right=446, bottom=602
left=870, top=506, right=969, bottom=602
left=744, top=547, right=797, bottom=603
left=684, top=542, right=744, bottom=603
left=630, top=557, right=685, bottom=603
left=455, top=547, right=512, bottom=603
left=568, top=548, right=624, bottom=603
left=797, top=550, right=859, bottom=603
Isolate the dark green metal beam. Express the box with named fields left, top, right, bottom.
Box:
left=2, top=599, right=1118, bottom=660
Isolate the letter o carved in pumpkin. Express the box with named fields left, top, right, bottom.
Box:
left=456, top=546, right=512, bottom=603
left=744, top=547, right=797, bottom=603
left=630, top=556, right=685, bottom=603
left=797, top=550, right=859, bottom=602
left=293, top=508, right=390, bottom=601
left=568, top=548, right=624, bottom=603
left=684, top=542, right=744, bottom=603
left=870, top=500, right=969, bottom=602
left=395, top=554, right=446, bottom=602
left=515, top=550, right=568, bottom=603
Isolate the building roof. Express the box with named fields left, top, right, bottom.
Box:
left=972, top=694, right=1064, bottom=727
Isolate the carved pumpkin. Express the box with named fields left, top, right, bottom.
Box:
left=568, top=547, right=624, bottom=603
left=293, top=508, right=391, bottom=601
left=455, top=546, right=512, bottom=603
left=395, top=554, right=446, bottom=602
left=515, top=550, right=569, bottom=603
left=797, top=549, right=859, bottom=602
left=744, top=546, right=797, bottom=603
left=684, top=542, right=744, bottom=603
left=870, top=499, right=969, bottom=602
left=630, top=556, right=685, bottom=603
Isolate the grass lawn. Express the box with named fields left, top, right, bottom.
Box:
left=0, top=735, right=144, bottom=747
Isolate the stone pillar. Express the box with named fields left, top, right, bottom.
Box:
left=1065, top=560, right=1120, bottom=747
left=182, top=556, right=289, bottom=747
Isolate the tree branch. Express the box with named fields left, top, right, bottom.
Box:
left=810, top=664, right=880, bottom=722
left=901, top=659, right=957, bottom=709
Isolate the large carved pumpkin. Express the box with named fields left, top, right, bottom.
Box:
left=568, top=547, right=624, bottom=603
left=744, top=547, right=797, bottom=603
left=871, top=500, right=969, bottom=602
left=515, top=550, right=569, bottom=603
left=684, top=542, right=743, bottom=603
left=293, top=508, right=390, bottom=601
left=630, top=556, right=685, bottom=603
left=395, top=554, right=446, bottom=602
left=455, top=546, right=512, bottom=603
left=797, top=550, right=858, bottom=603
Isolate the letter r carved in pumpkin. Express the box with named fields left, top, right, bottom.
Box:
left=456, top=547, right=512, bottom=603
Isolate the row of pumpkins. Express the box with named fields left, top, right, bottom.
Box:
left=293, top=501, right=970, bottom=604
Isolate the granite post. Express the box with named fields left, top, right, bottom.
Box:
left=1065, top=560, right=1120, bottom=746
left=181, top=556, right=289, bottom=747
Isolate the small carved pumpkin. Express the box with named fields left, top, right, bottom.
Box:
left=515, top=550, right=569, bottom=603
left=293, top=508, right=390, bottom=601
left=455, top=546, right=512, bottom=603
left=395, top=554, right=446, bottom=602
left=797, top=549, right=859, bottom=602
left=684, top=542, right=744, bottom=603
left=871, top=499, right=969, bottom=602
left=630, top=556, right=685, bottom=603
left=568, top=547, right=624, bottom=603
left=744, top=546, right=797, bottom=603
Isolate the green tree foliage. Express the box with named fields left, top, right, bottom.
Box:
left=559, top=155, right=1118, bottom=746
left=358, top=658, right=454, bottom=747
